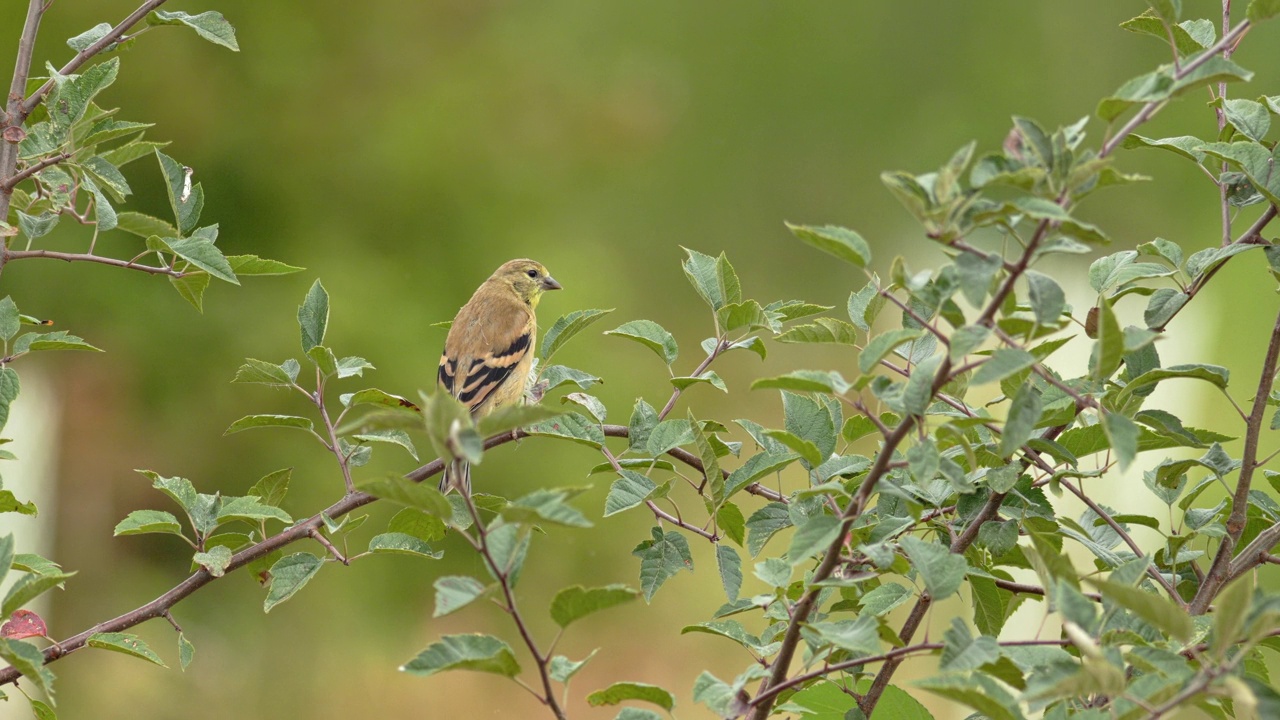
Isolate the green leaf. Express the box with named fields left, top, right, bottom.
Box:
left=1000, top=384, right=1043, bottom=457
left=1025, top=271, right=1065, bottom=325
left=550, top=584, right=640, bottom=627
left=613, top=709, right=662, bottom=720
left=0, top=298, right=17, bottom=342
left=297, top=279, right=329, bottom=352
left=606, top=320, right=678, bottom=364
left=480, top=403, right=567, bottom=437
left=681, top=248, right=741, bottom=311
left=716, top=300, right=769, bottom=332
left=357, top=476, right=452, bottom=518
left=113, top=510, right=184, bottom=538
left=746, top=502, right=792, bottom=557
left=223, top=414, right=313, bottom=434
left=776, top=317, right=860, bottom=345
left=1212, top=575, right=1253, bottom=658
left=1102, top=412, right=1139, bottom=471
left=501, top=488, right=592, bottom=528
left=900, top=536, right=966, bottom=599
left=860, top=328, right=925, bottom=374
left=154, top=151, right=202, bottom=235
left=548, top=650, right=598, bottom=684
left=539, top=364, right=602, bottom=391
left=751, top=370, right=850, bottom=394
left=788, top=514, right=841, bottom=566
left=587, top=682, right=676, bottom=712
left=786, top=222, right=872, bottom=267
left=670, top=372, right=727, bottom=393
left=524, top=412, right=605, bottom=448
left=232, top=358, right=294, bottom=386
left=150, top=10, right=239, bottom=50
left=367, top=532, right=443, bottom=559
left=632, top=527, right=694, bottom=601
left=861, top=582, right=913, bottom=617
left=192, top=545, right=232, bottom=577
left=0, top=369, right=17, bottom=435
left=2, top=570, right=75, bottom=618
left=1201, top=140, right=1280, bottom=205
left=916, top=674, right=1024, bottom=720
left=541, top=309, right=612, bottom=362
left=972, top=348, right=1036, bottom=385
left=168, top=271, right=209, bottom=312
left=811, top=615, right=881, bottom=655
left=1122, top=133, right=1207, bottom=163
left=1093, top=297, right=1124, bottom=380
left=46, top=58, right=118, bottom=135
left=604, top=470, right=656, bottom=517
left=178, top=633, right=194, bottom=671
left=1116, top=363, right=1229, bottom=407
left=645, top=419, right=694, bottom=456
left=352, top=429, right=419, bottom=461
left=226, top=254, right=305, bottom=276
left=0, top=638, right=51, bottom=697
left=433, top=575, right=488, bottom=617
left=1098, top=58, right=1253, bottom=122
left=215, top=496, right=292, bottom=525
left=1145, top=287, right=1188, bottom=329
left=15, top=211, right=58, bottom=241
left=16, top=331, right=101, bottom=353
left=1221, top=98, right=1271, bottom=142
left=1086, top=577, right=1193, bottom=641
left=341, top=387, right=418, bottom=411
left=401, top=634, right=520, bottom=678
left=847, top=281, right=885, bottom=332
left=716, top=545, right=743, bottom=602
left=67, top=22, right=112, bottom=52
left=247, top=468, right=291, bottom=508
left=263, top=553, right=324, bottom=612
left=1248, top=0, right=1280, bottom=22
left=902, top=354, right=943, bottom=416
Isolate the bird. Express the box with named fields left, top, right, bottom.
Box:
left=437, top=259, right=562, bottom=494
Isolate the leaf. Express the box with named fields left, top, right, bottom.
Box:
left=811, top=615, right=880, bottom=655
left=902, top=354, right=943, bottom=416
left=645, top=419, right=695, bottom=456
left=223, top=414, right=314, bottom=434
left=367, top=532, right=444, bottom=559
left=232, top=358, right=294, bottom=386
left=1102, top=412, right=1139, bottom=471
left=501, top=488, right=592, bottom=528
left=0, top=369, right=16, bottom=435
left=613, top=709, right=662, bottom=720
left=1145, top=287, right=1188, bottom=329
left=631, top=527, right=694, bottom=601
left=1086, top=577, right=1193, bottom=641
left=716, top=300, right=769, bottom=332
left=1249, top=0, right=1280, bottom=21
left=16, top=331, right=101, bottom=353
left=540, top=309, right=612, bottom=362
left=786, top=222, right=872, bottom=267
left=0, top=638, right=51, bottom=697
left=1092, top=297, right=1124, bottom=380
left=401, top=634, right=521, bottom=678
left=192, top=545, right=232, bottom=577
left=605, top=320, right=678, bottom=364
left=751, top=370, right=850, bottom=394
left=1122, top=133, right=1207, bottom=162
left=481, top=402, right=568, bottom=436
left=86, top=632, right=167, bottom=668
left=539, top=364, right=602, bottom=391
left=150, top=10, right=239, bottom=50
left=0, top=299, right=17, bottom=342
left=860, top=328, right=925, bottom=374
left=215, top=496, right=292, bottom=525
left=247, top=468, right=291, bottom=508
left=1221, top=98, right=1271, bottom=142
left=1098, top=58, right=1252, bottom=122
left=297, top=279, right=329, bottom=352
left=604, top=470, right=657, bottom=517
left=681, top=247, right=741, bottom=311
left=550, top=585, right=639, bottom=627
left=900, top=536, right=966, bottom=599
left=548, top=650, right=598, bottom=684
left=155, top=151, right=202, bottom=235
left=716, top=545, right=743, bottom=602
left=1115, top=363, right=1230, bottom=407
left=972, top=348, right=1036, bottom=385
left=66, top=22, right=112, bottom=51
left=433, top=576, right=488, bottom=617
left=113, top=509, right=184, bottom=538
left=2, top=570, right=75, bottom=618
left=356, top=476, right=452, bottom=518
left=586, top=682, right=676, bottom=712
left=524, top=412, right=605, bottom=448
left=263, top=553, right=324, bottom=612
left=1201, top=140, right=1280, bottom=205
left=341, top=387, right=419, bottom=411
left=777, top=318, right=860, bottom=345
left=0, top=610, right=46, bottom=641
left=1025, top=271, right=1065, bottom=325
left=226, top=254, right=305, bottom=276
left=351, top=429, right=419, bottom=461
left=745, top=502, right=792, bottom=557
left=178, top=633, right=194, bottom=671
left=670, top=372, right=727, bottom=393
left=1000, top=384, right=1043, bottom=458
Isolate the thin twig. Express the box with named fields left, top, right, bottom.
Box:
left=0, top=0, right=48, bottom=224
left=1, top=151, right=72, bottom=191
left=657, top=338, right=727, bottom=420
left=1, top=248, right=183, bottom=276
left=308, top=528, right=348, bottom=565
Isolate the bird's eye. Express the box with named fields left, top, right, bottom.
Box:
left=526, top=269, right=538, bottom=278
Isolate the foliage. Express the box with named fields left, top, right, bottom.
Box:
left=5, top=1, right=1280, bottom=719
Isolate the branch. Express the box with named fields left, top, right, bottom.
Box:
left=21, top=0, right=171, bottom=116
left=460, top=491, right=566, bottom=720
left=0, top=248, right=182, bottom=276
left=1191, top=302, right=1280, bottom=614
left=1, top=151, right=72, bottom=191
left=657, top=337, right=726, bottom=420
left=1098, top=20, right=1252, bottom=159
left=0, top=0, right=48, bottom=221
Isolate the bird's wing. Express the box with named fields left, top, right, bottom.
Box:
left=439, top=293, right=533, bottom=414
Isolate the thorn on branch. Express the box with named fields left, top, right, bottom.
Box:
left=309, top=528, right=349, bottom=565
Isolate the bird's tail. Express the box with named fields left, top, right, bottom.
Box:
left=440, top=459, right=471, bottom=496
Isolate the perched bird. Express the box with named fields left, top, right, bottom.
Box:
left=437, top=259, right=562, bottom=494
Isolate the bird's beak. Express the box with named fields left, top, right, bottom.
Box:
left=542, top=275, right=563, bottom=291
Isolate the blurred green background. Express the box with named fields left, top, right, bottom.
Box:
left=2, top=1, right=1280, bottom=717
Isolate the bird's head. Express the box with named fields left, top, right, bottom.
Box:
left=492, top=258, right=562, bottom=307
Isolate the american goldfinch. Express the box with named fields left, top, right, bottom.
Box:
left=437, top=259, right=562, bottom=494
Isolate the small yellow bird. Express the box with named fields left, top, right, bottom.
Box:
left=437, top=259, right=562, bottom=494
